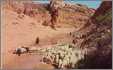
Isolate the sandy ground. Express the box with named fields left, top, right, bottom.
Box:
left=1, top=8, right=75, bottom=69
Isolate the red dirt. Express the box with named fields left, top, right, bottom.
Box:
left=2, top=7, right=75, bottom=69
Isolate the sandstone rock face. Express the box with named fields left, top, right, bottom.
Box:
left=93, top=1, right=112, bottom=18
left=5, top=0, right=94, bottom=28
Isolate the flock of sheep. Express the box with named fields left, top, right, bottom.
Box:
left=13, top=43, right=88, bottom=69
left=40, top=44, right=87, bottom=69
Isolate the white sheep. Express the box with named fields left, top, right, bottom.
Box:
left=63, top=56, right=70, bottom=67
left=70, top=58, right=76, bottom=68
left=55, top=54, right=59, bottom=64
left=58, top=59, right=63, bottom=68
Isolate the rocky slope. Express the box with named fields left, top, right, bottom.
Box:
left=70, top=1, right=112, bottom=69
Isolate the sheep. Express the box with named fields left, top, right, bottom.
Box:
left=59, top=52, right=65, bottom=59
left=69, top=54, right=78, bottom=68
left=42, top=56, right=51, bottom=64
left=58, top=59, right=63, bottom=68
left=55, top=54, right=59, bottom=64
left=42, top=52, right=53, bottom=64
left=67, top=50, right=84, bottom=68
left=63, top=56, right=70, bottom=68
left=58, top=54, right=71, bottom=69
left=51, top=54, right=55, bottom=63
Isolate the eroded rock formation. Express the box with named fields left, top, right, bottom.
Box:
left=71, top=1, right=112, bottom=69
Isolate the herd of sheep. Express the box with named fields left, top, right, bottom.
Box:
left=13, top=43, right=88, bottom=69
left=40, top=44, right=87, bottom=69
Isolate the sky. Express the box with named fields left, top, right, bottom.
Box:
left=35, top=0, right=102, bottom=9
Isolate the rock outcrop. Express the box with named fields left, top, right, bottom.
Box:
left=70, top=1, right=112, bottom=69
left=5, top=0, right=95, bottom=28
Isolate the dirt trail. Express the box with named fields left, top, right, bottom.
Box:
left=2, top=8, right=75, bottom=69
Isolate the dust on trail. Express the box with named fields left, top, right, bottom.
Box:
left=2, top=8, right=75, bottom=69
